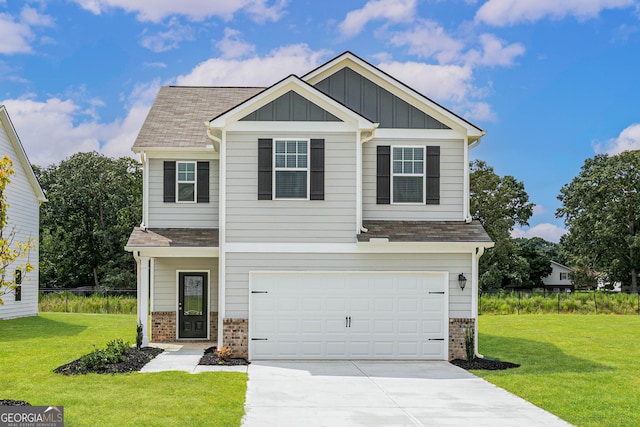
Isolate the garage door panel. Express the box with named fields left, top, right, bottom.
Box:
left=423, top=320, right=444, bottom=334
left=398, top=320, right=418, bottom=334
left=374, top=319, right=394, bottom=333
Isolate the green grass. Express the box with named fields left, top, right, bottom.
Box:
left=0, top=313, right=246, bottom=426
left=39, top=293, right=137, bottom=314
left=476, top=315, right=640, bottom=427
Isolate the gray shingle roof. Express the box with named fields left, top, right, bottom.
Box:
left=133, top=86, right=264, bottom=150
left=358, top=220, right=492, bottom=243
left=126, top=228, right=219, bottom=247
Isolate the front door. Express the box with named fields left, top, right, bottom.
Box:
left=178, top=272, right=208, bottom=339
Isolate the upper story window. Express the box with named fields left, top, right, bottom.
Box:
left=560, top=272, right=569, bottom=280
left=392, top=147, right=424, bottom=204
left=274, top=139, right=309, bottom=199
left=177, top=161, right=196, bottom=202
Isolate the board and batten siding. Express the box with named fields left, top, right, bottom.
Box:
left=152, top=258, right=218, bottom=312
left=363, top=139, right=465, bottom=220
left=147, top=158, right=219, bottom=228
left=0, top=127, right=39, bottom=319
left=225, top=132, right=357, bottom=243
left=225, top=252, right=472, bottom=319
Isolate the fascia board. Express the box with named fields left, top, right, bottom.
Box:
left=124, top=246, right=219, bottom=258
left=225, top=241, right=494, bottom=254
left=225, top=121, right=358, bottom=133
left=372, top=128, right=468, bottom=141
left=132, top=147, right=220, bottom=159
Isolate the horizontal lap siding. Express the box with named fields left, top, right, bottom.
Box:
left=226, top=252, right=472, bottom=318
left=225, top=132, right=357, bottom=243
left=153, top=258, right=218, bottom=312
left=148, top=158, right=219, bottom=228
left=0, top=129, right=39, bottom=319
left=363, top=139, right=464, bottom=220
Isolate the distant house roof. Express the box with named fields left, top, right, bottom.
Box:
left=358, top=220, right=492, bottom=243
left=550, top=260, right=573, bottom=271
left=126, top=228, right=219, bottom=248
left=132, top=86, right=263, bottom=151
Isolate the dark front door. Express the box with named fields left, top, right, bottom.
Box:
left=178, top=272, right=207, bottom=339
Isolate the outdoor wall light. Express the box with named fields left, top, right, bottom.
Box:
left=458, top=273, right=467, bottom=291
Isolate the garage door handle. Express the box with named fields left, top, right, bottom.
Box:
left=428, top=338, right=445, bottom=341
left=251, top=338, right=268, bottom=341
left=251, top=291, right=268, bottom=294
left=429, top=291, right=445, bottom=294
left=345, top=316, right=351, bottom=328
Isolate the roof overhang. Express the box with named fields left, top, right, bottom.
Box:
left=127, top=246, right=219, bottom=258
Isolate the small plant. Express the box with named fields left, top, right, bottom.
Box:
left=136, top=322, right=143, bottom=350
left=464, top=326, right=475, bottom=362
left=80, top=339, right=130, bottom=370
left=215, top=346, right=232, bottom=361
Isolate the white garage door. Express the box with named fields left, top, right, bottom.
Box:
left=249, top=272, right=448, bottom=360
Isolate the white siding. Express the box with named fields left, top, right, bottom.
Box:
left=225, top=251, right=472, bottom=319
left=152, top=258, right=218, bottom=312
left=542, top=262, right=573, bottom=287
left=225, top=132, right=357, bottom=243
left=147, top=158, right=219, bottom=228
left=0, top=125, right=40, bottom=319
left=363, top=139, right=465, bottom=221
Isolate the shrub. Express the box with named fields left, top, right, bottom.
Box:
left=136, top=322, right=143, bottom=350
left=464, top=327, right=474, bottom=361
left=80, top=339, right=130, bottom=370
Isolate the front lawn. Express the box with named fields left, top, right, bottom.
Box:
left=0, top=313, right=246, bottom=426
left=477, top=315, right=640, bottom=427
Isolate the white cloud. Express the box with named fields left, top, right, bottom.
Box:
left=465, top=34, right=525, bottom=67
left=20, top=6, right=54, bottom=27
left=512, top=223, right=568, bottom=242
left=532, top=204, right=547, bottom=216
left=216, top=28, right=256, bottom=59
left=175, top=44, right=329, bottom=86
left=140, top=18, right=194, bottom=52
left=475, top=0, right=634, bottom=27
left=70, top=0, right=287, bottom=23
left=389, top=19, right=465, bottom=64
left=594, top=123, right=640, bottom=155
left=0, top=6, right=54, bottom=54
left=339, top=0, right=416, bottom=38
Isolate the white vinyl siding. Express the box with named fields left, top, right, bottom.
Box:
left=152, top=258, right=218, bottom=312
left=225, top=251, right=472, bottom=319
left=363, top=139, right=465, bottom=220
left=225, top=132, right=356, bottom=243
left=147, top=158, right=219, bottom=228
left=0, top=126, right=40, bottom=320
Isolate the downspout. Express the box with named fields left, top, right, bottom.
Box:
left=205, top=122, right=222, bottom=151
left=217, top=129, right=227, bottom=349
left=474, top=246, right=486, bottom=358
left=140, top=151, right=149, bottom=230
left=359, top=124, right=379, bottom=233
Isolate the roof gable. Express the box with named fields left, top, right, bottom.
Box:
left=0, top=106, right=46, bottom=202
left=240, top=90, right=341, bottom=122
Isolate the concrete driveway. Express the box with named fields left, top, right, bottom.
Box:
left=242, top=361, right=572, bottom=427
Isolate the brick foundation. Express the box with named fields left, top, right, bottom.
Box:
left=222, top=318, right=248, bottom=359
left=449, top=318, right=475, bottom=361
left=151, top=311, right=218, bottom=343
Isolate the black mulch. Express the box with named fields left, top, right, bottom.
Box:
left=0, top=400, right=31, bottom=406
left=54, top=347, right=164, bottom=375
left=451, top=357, right=520, bottom=371
left=199, top=347, right=250, bottom=366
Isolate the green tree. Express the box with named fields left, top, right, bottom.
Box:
left=0, top=155, right=36, bottom=304
left=514, top=238, right=553, bottom=288
left=557, top=151, right=640, bottom=293
left=470, top=160, right=534, bottom=290
left=34, top=152, right=142, bottom=289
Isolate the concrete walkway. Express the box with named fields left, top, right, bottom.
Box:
left=242, top=361, right=573, bottom=427
left=139, top=343, right=248, bottom=373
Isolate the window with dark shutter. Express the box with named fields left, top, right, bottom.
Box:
left=258, top=139, right=273, bottom=200
left=376, top=146, right=391, bottom=204
left=425, top=146, right=440, bottom=204
left=310, top=139, right=325, bottom=200
left=163, top=161, right=176, bottom=203
left=197, top=161, right=209, bottom=203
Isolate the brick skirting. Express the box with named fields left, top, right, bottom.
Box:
left=223, top=318, right=248, bottom=359
left=150, top=311, right=218, bottom=343
left=449, top=318, right=475, bottom=361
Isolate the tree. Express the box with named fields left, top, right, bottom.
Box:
left=0, top=155, right=36, bottom=304
left=34, top=152, right=142, bottom=289
left=557, top=151, right=640, bottom=293
left=470, top=160, right=534, bottom=290
left=514, top=238, right=553, bottom=288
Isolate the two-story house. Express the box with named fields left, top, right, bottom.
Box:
left=126, top=52, right=493, bottom=361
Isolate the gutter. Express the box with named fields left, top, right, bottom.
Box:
left=474, top=245, right=486, bottom=358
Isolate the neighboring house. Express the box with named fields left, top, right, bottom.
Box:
left=126, top=52, right=494, bottom=361
left=541, top=260, right=574, bottom=291
left=0, top=106, right=46, bottom=320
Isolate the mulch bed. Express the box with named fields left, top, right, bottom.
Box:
left=199, top=347, right=250, bottom=366
left=0, top=400, right=31, bottom=406
left=54, top=347, right=164, bottom=375
left=451, top=357, right=520, bottom=370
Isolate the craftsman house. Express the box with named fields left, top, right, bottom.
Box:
left=0, top=106, right=46, bottom=320
left=126, top=52, right=493, bottom=360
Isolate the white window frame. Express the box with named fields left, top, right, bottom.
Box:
left=273, top=138, right=310, bottom=200
left=391, top=145, right=425, bottom=204
left=176, top=161, right=197, bottom=203
left=560, top=272, right=569, bottom=281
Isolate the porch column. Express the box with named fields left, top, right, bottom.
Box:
left=138, top=255, right=150, bottom=347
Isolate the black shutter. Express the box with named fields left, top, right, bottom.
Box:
left=258, top=139, right=273, bottom=200
left=376, top=146, right=391, bottom=204
left=197, top=161, right=209, bottom=203
left=163, top=161, right=176, bottom=203
left=310, top=139, right=325, bottom=200
left=426, top=146, right=440, bottom=204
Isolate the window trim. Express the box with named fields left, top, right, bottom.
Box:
left=272, top=138, right=310, bottom=200
left=176, top=161, right=197, bottom=203
left=391, top=145, right=425, bottom=204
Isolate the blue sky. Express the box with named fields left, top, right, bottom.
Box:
left=2, top=0, right=640, bottom=242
